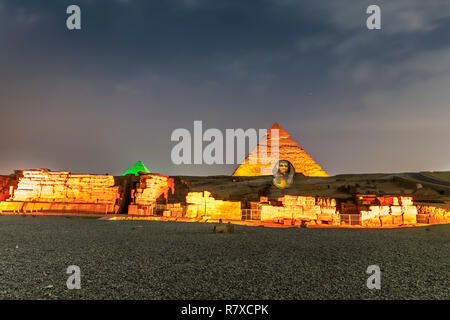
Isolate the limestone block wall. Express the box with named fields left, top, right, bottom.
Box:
left=165, top=203, right=184, bottom=217
left=416, top=205, right=450, bottom=224
left=358, top=195, right=417, bottom=226
left=0, top=169, right=120, bottom=213
left=0, top=176, right=15, bottom=202
left=185, top=191, right=241, bottom=220
left=260, top=195, right=338, bottom=224
left=11, top=170, right=118, bottom=203
left=132, top=174, right=174, bottom=205
left=127, top=173, right=175, bottom=215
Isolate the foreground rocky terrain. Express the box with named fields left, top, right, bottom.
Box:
left=0, top=215, right=448, bottom=299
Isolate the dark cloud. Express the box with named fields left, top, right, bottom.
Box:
left=0, top=0, right=449, bottom=175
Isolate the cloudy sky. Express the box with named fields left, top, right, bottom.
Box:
left=0, top=0, right=449, bottom=176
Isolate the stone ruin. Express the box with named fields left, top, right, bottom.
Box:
left=415, top=205, right=450, bottom=225
left=257, top=195, right=338, bottom=226
left=0, top=175, right=15, bottom=202
left=0, top=169, right=120, bottom=214
left=128, top=173, right=175, bottom=215
left=0, top=168, right=449, bottom=227
left=185, top=191, right=241, bottom=220
left=355, top=195, right=417, bottom=227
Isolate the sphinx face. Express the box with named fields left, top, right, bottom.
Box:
left=279, top=162, right=289, bottom=174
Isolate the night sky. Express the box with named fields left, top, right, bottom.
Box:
left=1, top=0, right=449, bottom=176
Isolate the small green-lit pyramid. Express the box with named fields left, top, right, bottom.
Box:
left=122, top=160, right=150, bottom=176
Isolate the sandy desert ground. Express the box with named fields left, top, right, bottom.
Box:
left=0, top=215, right=448, bottom=300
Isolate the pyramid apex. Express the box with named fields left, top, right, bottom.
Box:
left=270, top=122, right=282, bottom=130
left=268, top=122, right=290, bottom=137
left=122, top=160, right=150, bottom=176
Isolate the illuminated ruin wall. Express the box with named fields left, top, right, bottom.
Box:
left=128, top=173, right=175, bottom=215
left=1, top=168, right=448, bottom=227
left=185, top=191, right=241, bottom=220
left=416, top=205, right=450, bottom=225
left=258, top=195, right=423, bottom=227
left=259, top=195, right=338, bottom=224
left=0, top=175, right=15, bottom=202
left=0, top=169, right=120, bottom=213
left=356, top=195, right=417, bottom=226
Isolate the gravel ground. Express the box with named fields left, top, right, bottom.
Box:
left=0, top=215, right=448, bottom=299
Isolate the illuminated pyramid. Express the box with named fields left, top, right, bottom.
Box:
left=232, top=123, right=328, bottom=177
left=122, top=160, right=150, bottom=176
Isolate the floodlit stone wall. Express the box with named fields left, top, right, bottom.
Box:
left=357, top=195, right=417, bottom=226
left=0, top=169, right=119, bottom=213
left=258, top=195, right=423, bottom=227
left=0, top=176, right=14, bottom=202
left=416, top=205, right=450, bottom=224
left=132, top=174, right=174, bottom=205
left=260, top=195, right=338, bottom=224
left=185, top=191, right=241, bottom=220
left=11, top=170, right=118, bottom=203
left=1, top=168, right=447, bottom=228
left=128, top=174, right=175, bottom=216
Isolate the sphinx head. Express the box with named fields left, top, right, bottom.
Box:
left=278, top=160, right=289, bottom=174
left=272, top=160, right=295, bottom=188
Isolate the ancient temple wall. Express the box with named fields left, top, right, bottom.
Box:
left=0, top=169, right=120, bottom=213
left=128, top=173, right=175, bottom=215
left=132, top=174, right=174, bottom=205
left=0, top=176, right=15, bottom=202
left=358, top=196, right=417, bottom=226
left=2, top=168, right=447, bottom=228
left=260, top=195, right=338, bottom=224
left=416, top=205, right=450, bottom=224
left=185, top=191, right=241, bottom=220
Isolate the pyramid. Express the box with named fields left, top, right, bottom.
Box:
left=232, top=123, right=328, bottom=177
left=122, top=160, right=150, bottom=176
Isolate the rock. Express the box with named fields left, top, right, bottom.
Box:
left=213, top=222, right=234, bottom=233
